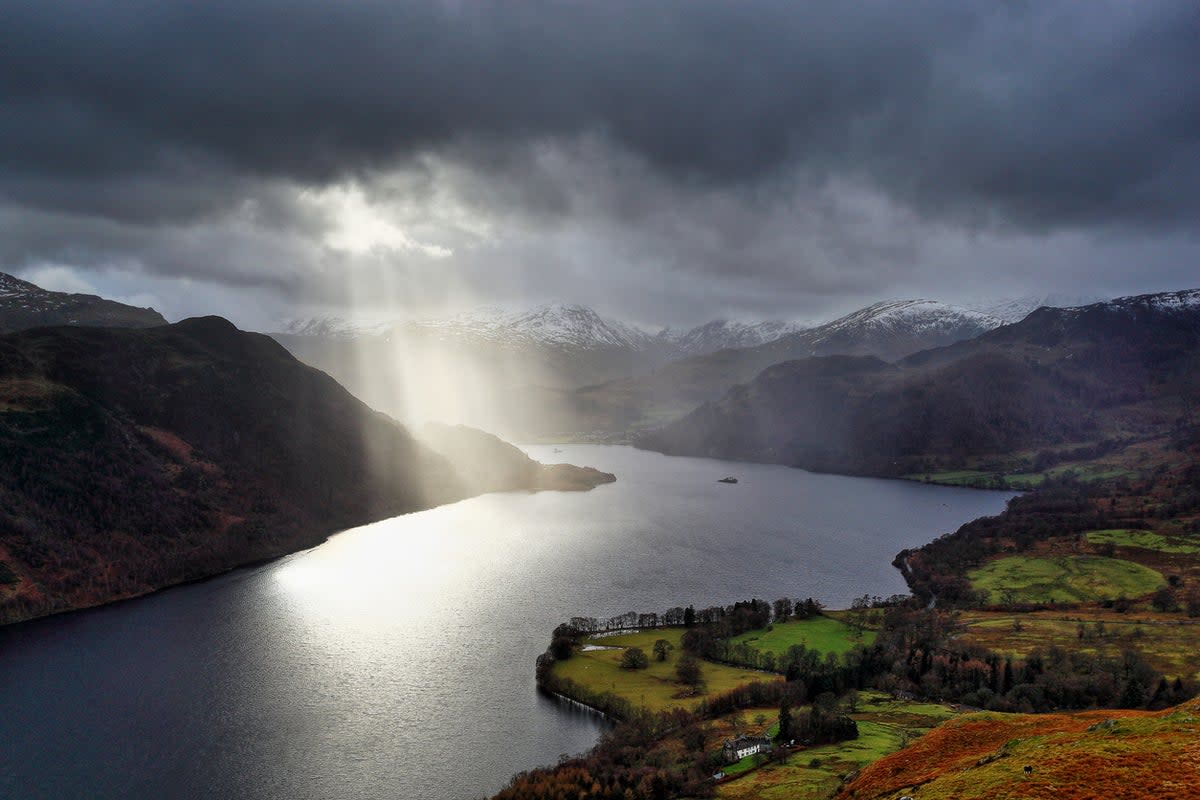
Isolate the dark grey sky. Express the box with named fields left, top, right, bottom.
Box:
left=1, top=0, right=1198, bottom=328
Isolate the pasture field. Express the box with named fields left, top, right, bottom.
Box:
left=908, top=464, right=1140, bottom=490
left=727, top=616, right=874, bottom=657
left=554, top=628, right=780, bottom=713
left=1086, top=528, right=1200, bottom=554
left=968, top=555, right=1165, bottom=604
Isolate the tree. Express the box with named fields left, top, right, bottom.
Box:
left=620, top=647, right=649, bottom=670
left=772, top=597, right=793, bottom=622
left=777, top=697, right=794, bottom=743
left=1151, top=586, right=1178, bottom=612
left=676, top=651, right=703, bottom=688
left=684, top=605, right=696, bottom=627
left=652, top=638, right=673, bottom=662
left=549, top=635, right=574, bottom=660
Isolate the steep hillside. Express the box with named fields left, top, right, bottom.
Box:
left=842, top=700, right=1200, bottom=799
left=0, top=318, right=611, bottom=625
left=0, top=271, right=166, bottom=333
left=637, top=290, right=1200, bottom=475
left=420, top=423, right=616, bottom=493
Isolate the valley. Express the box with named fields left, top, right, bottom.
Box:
left=6, top=7, right=1197, bottom=799
left=1, top=271, right=1197, bottom=800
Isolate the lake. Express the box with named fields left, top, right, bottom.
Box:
left=0, top=445, right=1013, bottom=799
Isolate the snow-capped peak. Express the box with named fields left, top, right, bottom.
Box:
left=819, top=299, right=1003, bottom=336
left=421, top=303, right=656, bottom=351
left=1063, top=289, right=1200, bottom=316
left=968, top=293, right=1107, bottom=323
left=280, top=314, right=393, bottom=338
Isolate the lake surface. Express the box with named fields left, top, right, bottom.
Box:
left=0, top=445, right=1013, bottom=800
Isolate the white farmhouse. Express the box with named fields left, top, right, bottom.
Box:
left=722, top=734, right=771, bottom=763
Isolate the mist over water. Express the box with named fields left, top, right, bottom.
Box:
left=0, top=446, right=1013, bottom=800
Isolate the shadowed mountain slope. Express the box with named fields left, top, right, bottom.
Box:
left=636, top=290, right=1200, bottom=475
left=0, top=317, right=611, bottom=624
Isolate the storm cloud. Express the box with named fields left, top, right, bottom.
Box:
left=1, top=0, right=1198, bottom=326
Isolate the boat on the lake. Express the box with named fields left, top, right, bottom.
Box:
left=717, top=476, right=738, bottom=484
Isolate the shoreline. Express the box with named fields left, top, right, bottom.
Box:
left=0, top=470, right=615, bottom=630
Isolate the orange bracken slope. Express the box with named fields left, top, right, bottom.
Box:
left=842, top=700, right=1200, bottom=800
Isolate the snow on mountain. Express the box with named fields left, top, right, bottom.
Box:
left=419, top=304, right=657, bottom=351
left=1061, top=289, right=1200, bottom=317
left=0, top=271, right=166, bottom=333
left=969, top=293, right=1106, bottom=323
left=811, top=299, right=1002, bottom=341
left=279, top=299, right=1011, bottom=363
left=0, top=272, right=41, bottom=298
left=743, top=299, right=1008, bottom=363
left=281, top=314, right=390, bottom=338
left=281, top=303, right=812, bottom=356
left=666, top=319, right=812, bottom=356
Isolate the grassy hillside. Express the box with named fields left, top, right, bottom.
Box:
left=958, top=610, right=1200, bottom=681
left=842, top=699, right=1200, bottom=799
left=719, top=692, right=959, bottom=800
left=968, top=555, right=1166, bottom=604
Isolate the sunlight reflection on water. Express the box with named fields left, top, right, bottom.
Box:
left=0, top=445, right=1014, bottom=800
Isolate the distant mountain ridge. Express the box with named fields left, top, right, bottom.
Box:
left=281, top=303, right=812, bottom=359
left=548, top=298, right=1003, bottom=438
left=0, top=271, right=166, bottom=333
left=272, top=303, right=817, bottom=432
left=969, top=292, right=1107, bottom=323
left=662, top=318, right=812, bottom=356
left=635, top=289, right=1200, bottom=475
left=774, top=299, right=1002, bottom=361
left=274, top=299, right=997, bottom=437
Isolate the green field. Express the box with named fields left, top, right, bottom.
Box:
left=1086, top=528, right=1200, bottom=554
left=554, top=627, right=780, bottom=712
left=909, top=464, right=1140, bottom=490
left=718, top=692, right=958, bottom=800
left=727, top=616, right=874, bottom=657
left=968, top=555, right=1166, bottom=604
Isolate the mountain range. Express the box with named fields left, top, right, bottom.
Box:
left=636, top=290, right=1200, bottom=475
left=544, top=299, right=1004, bottom=438
left=276, top=299, right=1004, bottom=438
left=281, top=303, right=810, bottom=357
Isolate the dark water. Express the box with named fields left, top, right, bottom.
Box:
left=0, top=445, right=1013, bottom=800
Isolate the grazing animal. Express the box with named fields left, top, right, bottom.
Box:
left=1024, top=765, right=1034, bottom=777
